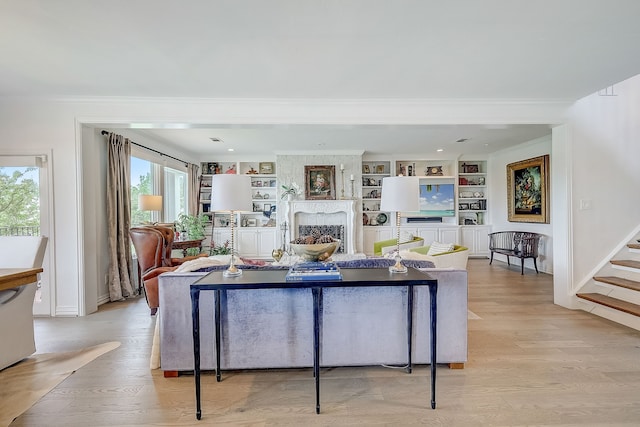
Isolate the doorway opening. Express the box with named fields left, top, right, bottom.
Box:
left=0, top=155, right=51, bottom=315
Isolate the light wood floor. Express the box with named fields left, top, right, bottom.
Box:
left=10, top=260, right=640, bottom=426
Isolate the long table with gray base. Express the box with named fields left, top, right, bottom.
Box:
left=190, top=267, right=438, bottom=420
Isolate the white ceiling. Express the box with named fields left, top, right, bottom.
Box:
left=2, top=0, right=640, bottom=155
left=125, top=124, right=555, bottom=157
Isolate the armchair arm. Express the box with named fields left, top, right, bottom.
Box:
left=142, top=266, right=177, bottom=282
left=373, top=238, right=397, bottom=256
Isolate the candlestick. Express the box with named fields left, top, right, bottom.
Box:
left=340, top=163, right=344, bottom=170
left=340, top=169, right=345, bottom=199
left=350, top=176, right=356, bottom=199
left=280, top=221, right=289, bottom=253
left=350, top=174, right=354, bottom=181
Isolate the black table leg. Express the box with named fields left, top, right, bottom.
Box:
left=406, top=285, right=413, bottom=374
left=312, top=287, right=321, bottom=414
left=190, top=288, right=202, bottom=420
left=430, top=283, right=437, bottom=409
left=215, top=289, right=222, bottom=382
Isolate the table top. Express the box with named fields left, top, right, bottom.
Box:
left=172, top=238, right=204, bottom=248
left=192, top=267, right=436, bottom=291
left=0, top=267, right=43, bottom=291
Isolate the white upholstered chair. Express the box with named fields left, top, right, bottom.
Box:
left=0, top=236, right=48, bottom=370
left=400, top=244, right=470, bottom=269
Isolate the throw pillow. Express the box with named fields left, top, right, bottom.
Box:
left=239, top=257, right=267, bottom=266
left=398, top=231, right=414, bottom=244
left=382, top=248, right=398, bottom=259
left=427, top=242, right=454, bottom=256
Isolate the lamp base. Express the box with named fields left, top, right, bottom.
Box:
left=389, top=259, right=408, bottom=274
left=223, top=265, right=243, bottom=277
left=224, top=239, right=242, bottom=277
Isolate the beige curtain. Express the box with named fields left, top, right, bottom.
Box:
left=106, top=132, right=135, bottom=301
left=188, top=163, right=199, bottom=215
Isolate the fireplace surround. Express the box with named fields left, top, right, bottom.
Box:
left=285, top=200, right=357, bottom=254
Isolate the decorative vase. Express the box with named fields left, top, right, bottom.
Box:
left=272, top=248, right=284, bottom=262
left=287, top=193, right=294, bottom=201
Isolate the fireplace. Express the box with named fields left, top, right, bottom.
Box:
left=285, top=200, right=357, bottom=254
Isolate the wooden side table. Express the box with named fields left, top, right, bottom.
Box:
left=172, top=238, right=205, bottom=257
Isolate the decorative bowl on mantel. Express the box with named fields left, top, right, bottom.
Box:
left=289, top=239, right=340, bottom=262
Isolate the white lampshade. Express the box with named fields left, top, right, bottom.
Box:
left=139, top=194, right=163, bottom=211
left=380, top=176, right=420, bottom=212
left=211, top=174, right=252, bottom=212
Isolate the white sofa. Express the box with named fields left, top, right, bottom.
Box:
left=0, top=236, right=48, bottom=370
left=157, top=266, right=468, bottom=374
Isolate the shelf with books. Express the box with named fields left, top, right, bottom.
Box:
left=458, top=160, right=488, bottom=227
left=362, top=160, right=390, bottom=223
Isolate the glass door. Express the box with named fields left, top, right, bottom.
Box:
left=0, top=154, right=51, bottom=315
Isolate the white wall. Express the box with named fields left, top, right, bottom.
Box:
left=489, top=136, right=553, bottom=274
left=567, top=75, right=640, bottom=289
left=0, top=99, right=81, bottom=315
left=0, top=96, right=567, bottom=316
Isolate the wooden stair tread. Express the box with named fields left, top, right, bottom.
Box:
left=610, top=259, right=640, bottom=269
left=593, top=276, right=640, bottom=292
left=627, top=243, right=640, bottom=250
left=577, top=293, right=640, bottom=317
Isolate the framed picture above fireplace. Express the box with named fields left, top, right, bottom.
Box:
left=304, top=165, right=336, bottom=200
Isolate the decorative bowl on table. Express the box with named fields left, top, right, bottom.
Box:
left=290, top=239, right=340, bottom=262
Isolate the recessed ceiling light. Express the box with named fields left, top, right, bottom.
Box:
left=455, top=138, right=469, bottom=143
left=437, top=148, right=444, bottom=152
left=210, top=137, right=222, bottom=143
left=227, top=148, right=234, bottom=152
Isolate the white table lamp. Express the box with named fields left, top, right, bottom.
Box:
left=380, top=176, right=420, bottom=273
left=139, top=194, right=163, bottom=211
left=139, top=194, right=163, bottom=224
left=211, top=174, right=252, bottom=277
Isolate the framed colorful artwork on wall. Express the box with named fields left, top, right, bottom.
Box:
left=507, top=155, right=549, bottom=223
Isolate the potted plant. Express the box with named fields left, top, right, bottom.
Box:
left=175, top=213, right=207, bottom=241
left=210, top=240, right=232, bottom=255
left=281, top=182, right=301, bottom=201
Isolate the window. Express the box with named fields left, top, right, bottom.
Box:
left=164, top=166, right=186, bottom=222
left=130, top=152, right=187, bottom=224
left=0, top=165, right=40, bottom=235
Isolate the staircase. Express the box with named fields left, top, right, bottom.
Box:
left=577, top=240, right=640, bottom=330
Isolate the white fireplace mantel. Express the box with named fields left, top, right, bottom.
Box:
left=285, top=200, right=357, bottom=254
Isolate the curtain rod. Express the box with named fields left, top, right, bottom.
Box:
left=101, top=130, right=190, bottom=167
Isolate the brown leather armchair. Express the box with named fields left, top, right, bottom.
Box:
left=129, top=226, right=206, bottom=315
left=146, top=225, right=206, bottom=267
